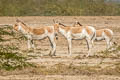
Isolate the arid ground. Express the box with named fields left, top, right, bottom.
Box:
left=0, top=16, right=120, bottom=80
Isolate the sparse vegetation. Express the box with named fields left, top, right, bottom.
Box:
left=0, top=0, right=120, bottom=16
left=0, top=26, right=33, bottom=71
left=0, top=17, right=120, bottom=79
left=1, top=62, right=120, bottom=76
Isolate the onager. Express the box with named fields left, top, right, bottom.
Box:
left=74, top=21, right=114, bottom=49
left=54, top=21, right=96, bottom=57
left=73, top=21, right=96, bottom=47
left=95, top=29, right=114, bottom=49
left=13, top=19, right=56, bottom=56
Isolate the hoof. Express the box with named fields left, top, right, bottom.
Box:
left=51, top=54, right=56, bottom=56
left=85, top=54, right=90, bottom=58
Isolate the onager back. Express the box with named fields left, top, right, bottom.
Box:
left=13, top=19, right=56, bottom=56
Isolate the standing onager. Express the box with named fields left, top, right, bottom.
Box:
left=95, top=29, right=114, bottom=49
left=53, top=20, right=96, bottom=57
left=13, top=19, right=56, bottom=56
left=74, top=21, right=114, bottom=49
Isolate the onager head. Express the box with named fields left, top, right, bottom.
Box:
left=53, top=19, right=61, bottom=40
left=13, top=19, right=28, bottom=32
left=13, top=19, right=24, bottom=31
left=13, top=19, right=20, bottom=31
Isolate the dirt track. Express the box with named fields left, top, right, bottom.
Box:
left=0, top=16, right=120, bottom=80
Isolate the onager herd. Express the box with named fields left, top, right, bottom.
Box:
left=13, top=19, right=114, bottom=57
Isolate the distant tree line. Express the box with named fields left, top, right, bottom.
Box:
left=0, top=0, right=120, bottom=16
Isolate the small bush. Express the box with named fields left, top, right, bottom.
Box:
left=0, top=50, right=32, bottom=70
left=0, top=26, right=33, bottom=71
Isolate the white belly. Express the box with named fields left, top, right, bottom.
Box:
left=72, top=33, right=86, bottom=40
left=95, top=37, right=105, bottom=41
left=32, top=34, right=47, bottom=40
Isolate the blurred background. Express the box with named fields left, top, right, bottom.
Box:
left=0, top=0, right=120, bottom=16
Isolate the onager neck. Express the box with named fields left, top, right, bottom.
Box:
left=20, top=23, right=33, bottom=34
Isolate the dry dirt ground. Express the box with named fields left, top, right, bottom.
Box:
left=0, top=16, right=120, bottom=80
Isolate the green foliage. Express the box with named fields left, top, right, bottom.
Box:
left=0, top=0, right=120, bottom=16
left=0, top=48, right=32, bottom=70
left=0, top=26, right=33, bottom=71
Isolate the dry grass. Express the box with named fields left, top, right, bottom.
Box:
left=0, top=16, right=120, bottom=80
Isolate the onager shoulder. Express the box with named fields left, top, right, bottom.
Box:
left=32, top=27, right=45, bottom=35
left=71, top=27, right=84, bottom=34
left=61, top=26, right=71, bottom=32
left=45, top=26, right=54, bottom=33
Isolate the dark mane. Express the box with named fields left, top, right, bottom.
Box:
left=59, top=23, right=67, bottom=27
left=77, top=22, right=82, bottom=26
left=16, top=19, right=27, bottom=26
left=21, top=21, right=27, bottom=26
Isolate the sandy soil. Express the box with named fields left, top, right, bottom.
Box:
left=0, top=16, right=120, bottom=80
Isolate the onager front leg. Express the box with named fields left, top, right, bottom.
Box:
left=67, top=38, right=72, bottom=55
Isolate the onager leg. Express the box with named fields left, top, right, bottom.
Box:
left=91, top=32, right=96, bottom=48
left=27, top=39, right=35, bottom=50
left=91, top=35, right=96, bottom=48
left=48, top=35, right=56, bottom=56
left=31, top=40, right=35, bottom=49
left=106, top=38, right=111, bottom=50
left=67, top=38, right=72, bottom=55
left=26, top=35, right=33, bottom=49
left=86, top=38, right=92, bottom=57
left=27, top=39, right=32, bottom=49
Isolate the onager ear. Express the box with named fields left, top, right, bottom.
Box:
left=53, top=19, right=60, bottom=24
left=16, top=18, right=21, bottom=23
left=77, top=22, right=82, bottom=26
left=75, top=21, right=82, bottom=26
left=16, top=19, right=26, bottom=25
left=53, top=19, right=56, bottom=23
left=73, top=20, right=78, bottom=26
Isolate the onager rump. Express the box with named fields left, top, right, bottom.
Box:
left=13, top=19, right=56, bottom=56
left=95, top=29, right=114, bottom=49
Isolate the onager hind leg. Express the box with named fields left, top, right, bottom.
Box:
left=86, top=38, right=92, bottom=57
left=48, top=35, right=56, bottom=56
left=105, top=38, right=111, bottom=50
left=91, top=31, right=96, bottom=48
left=31, top=40, right=36, bottom=50
left=91, top=35, right=96, bottom=48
